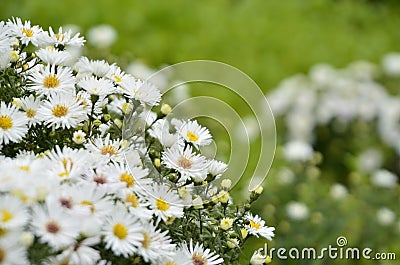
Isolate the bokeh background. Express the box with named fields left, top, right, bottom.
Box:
left=2, top=0, right=399, bottom=264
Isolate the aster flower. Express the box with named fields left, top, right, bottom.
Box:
left=0, top=195, right=29, bottom=229
left=19, top=95, right=42, bottom=126
left=27, top=64, right=76, bottom=96
left=86, top=134, right=128, bottom=163
left=0, top=240, right=29, bottom=265
left=77, top=76, right=116, bottom=96
left=101, top=206, right=143, bottom=258
left=75, top=57, right=111, bottom=78
left=0, top=21, right=12, bottom=50
left=148, top=184, right=184, bottom=222
left=162, top=144, right=209, bottom=182
left=148, top=119, right=179, bottom=147
left=7, top=17, right=44, bottom=46
left=181, top=239, right=224, bottom=265
left=0, top=102, right=28, bottom=145
left=46, top=26, right=85, bottom=47
left=106, top=162, right=151, bottom=193
left=245, top=213, right=275, bottom=241
left=121, top=76, right=161, bottom=106
left=179, top=120, right=212, bottom=147
left=106, top=64, right=131, bottom=87
left=35, top=47, right=72, bottom=66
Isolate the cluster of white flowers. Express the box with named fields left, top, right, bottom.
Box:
left=0, top=18, right=275, bottom=265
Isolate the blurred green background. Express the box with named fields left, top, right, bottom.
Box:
left=2, top=0, right=399, bottom=264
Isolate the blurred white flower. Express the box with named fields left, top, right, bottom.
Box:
left=382, top=53, right=400, bottom=76
left=283, top=140, right=314, bottom=162
left=329, top=183, right=348, bottom=200
left=277, top=168, right=295, bottom=185
left=371, top=169, right=398, bottom=188
left=286, top=201, right=309, bottom=221
left=357, top=148, right=383, bottom=173
left=87, top=24, right=117, bottom=49
left=376, top=207, right=396, bottom=226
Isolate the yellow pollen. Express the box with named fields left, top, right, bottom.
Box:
left=113, top=75, right=122, bottom=82
left=192, top=253, right=207, bottom=265
left=26, top=109, right=36, bottom=118
left=177, top=156, right=193, bottom=169
left=80, top=200, right=95, bottom=213
left=113, top=223, right=128, bottom=239
left=165, top=262, right=176, bottom=265
left=156, top=198, right=170, bottom=211
left=100, top=145, right=117, bottom=156
left=1, top=210, right=13, bottom=223
left=125, top=193, right=140, bottom=208
left=250, top=220, right=261, bottom=230
left=52, top=105, right=68, bottom=117
left=186, top=131, right=199, bottom=142
left=18, top=166, right=30, bottom=172
left=43, top=74, right=60, bottom=88
left=55, top=33, right=66, bottom=41
left=120, top=173, right=135, bottom=188
left=22, top=28, right=34, bottom=37
left=0, top=116, right=13, bottom=130
left=141, top=232, right=151, bottom=249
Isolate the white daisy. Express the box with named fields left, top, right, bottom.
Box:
left=38, top=94, right=87, bottom=129
left=162, top=145, right=209, bottom=182
left=85, top=134, right=128, bottom=163
left=75, top=57, right=111, bottom=78
left=148, top=119, right=179, bottom=147
left=0, top=195, right=28, bottom=229
left=245, top=213, right=275, bottom=241
left=102, top=206, right=143, bottom=258
left=121, top=76, right=161, bottom=106
left=159, top=247, right=191, bottom=265
left=120, top=191, right=153, bottom=220
left=77, top=76, right=115, bottom=96
left=0, top=102, right=28, bottom=145
left=27, top=64, right=76, bottom=96
left=20, top=95, right=42, bottom=126
left=137, top=223, right=176, bottom=263
left=31, top=202, right=80, bottom=250
left=80, top=163, right=124, bottom=193
left=46, top=26, right=85, bottom=47
left=0, top=21, right=12, bottom=50
left=179, top=120, right=212, bottom=147
left=106, top=162, right=151, bottom=194
left=56, top=237, right=101, bottom=265
left=0, top=239, right=28, bottom=265
left=181, top=239, right=224, bottom=265
left=148, top=184, right=184, bottom=222
left=207, top=160, right=227, bottom=177
left=106, top=64, right=131, bottom=87
left=7, top=17, right=43, bottom=46
left=35, top=47, right=72, bottom=66
left=87, top=24, right=117, bottom=49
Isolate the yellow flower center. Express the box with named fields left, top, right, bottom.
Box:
left=250, top=220, right=261, bottom=230
left=43, top=74, right=60, bottom=88
left=141, top=232, right=151, bottom=249
left=1, top=210, right=13, bottom=223
left=52, top=105, right=68, bottom=117
left=165, top=262, right=177, bottom=265
left=0, top=115, right=13, bottom=130
left=192, top=253, right=207, bottom=265
left=22, top=28, right=34, bottom=37
left=186, top=131, right=199, bottom=142
left=0, top=247, right=4, bottom=263
left=120, top=173, right=135, bottom=188
left=177, top=156, right=193, bottom=169
left=0, top=228, right=6, bottom=236
left=55, top=33, right=66, bottom=41
left=100, top=145, right=117, bottom=156
left=26, top=108, right=36, bottom=118
left=113, top=223, right=128, bottom=239
left=80, top=200, right=95, bottom=213
left=156, top=198, right=170, bottom=211
left=126, top=193, right=139, bottom=208
left=113, top=75, right=122, bottom=83
left=18, top=165, right=30, bottom=172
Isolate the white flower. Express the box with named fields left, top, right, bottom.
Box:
left=286, top=201, right=309, bottom=221
left=208, top=159, right=227, bottom=177
left=87, top=24, right=117, bottom=49
left=121, top=77, right=161, bottom=106
left=245, top=213, right=275, bottom=240
left=137, top=223, right=176, bottom=263
left=329, top=183, right=348, bottom=200
left=148, top=184, right=184, bottom=222
left=38, top=94, right=87, bottom=129
left=148, top=119, right=178, bottom=147
left=75, top=57, right=111, bottom=78
left=56, top=237, right=101, bottom=265
left=85, top=134, right=128, bottom=163
left=120, top=191, right=153, bottom=220
left=0, top=195, right=28, bottom=229
left=277, top=168, right=295, bottom=185
left=0, top=240, right=28, bottom=265
left=0, top=102, right=28, bottom=145
left=78, top=76, right=115, bottom=96
left=102, top=206, right=143, bottom=258
left=106, top=162, right=151, bottom=193
left=7, top=17, right=44, bottom=46
left=250, top=249, right=266, bottom=265
left=107, top=64, right=131, bottom=86
left=72, top=130, right=86, bottom=144
left=181, top=239, right=224, bottom=265
left=31, top=202, right=80, bottom=250
left=357, top=148, right=383, bottom=173
left=371, top=169, right=398, bottom=188
left=179, top=120, right=212, bottom=147
left=20, top=95, right=42, bottom=126
left=27, top=64, right=76, bottom=96
left=35, top=47, right=72, bottom=66
left=162, top=145, right=209, bottom=182
left=376, top=207, right=396, bottom=226
left=382, top=53, right=400, bottom=76
left=46, top=26, right=85, bottom=47
left=283, top=140, right=314, bottom=162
